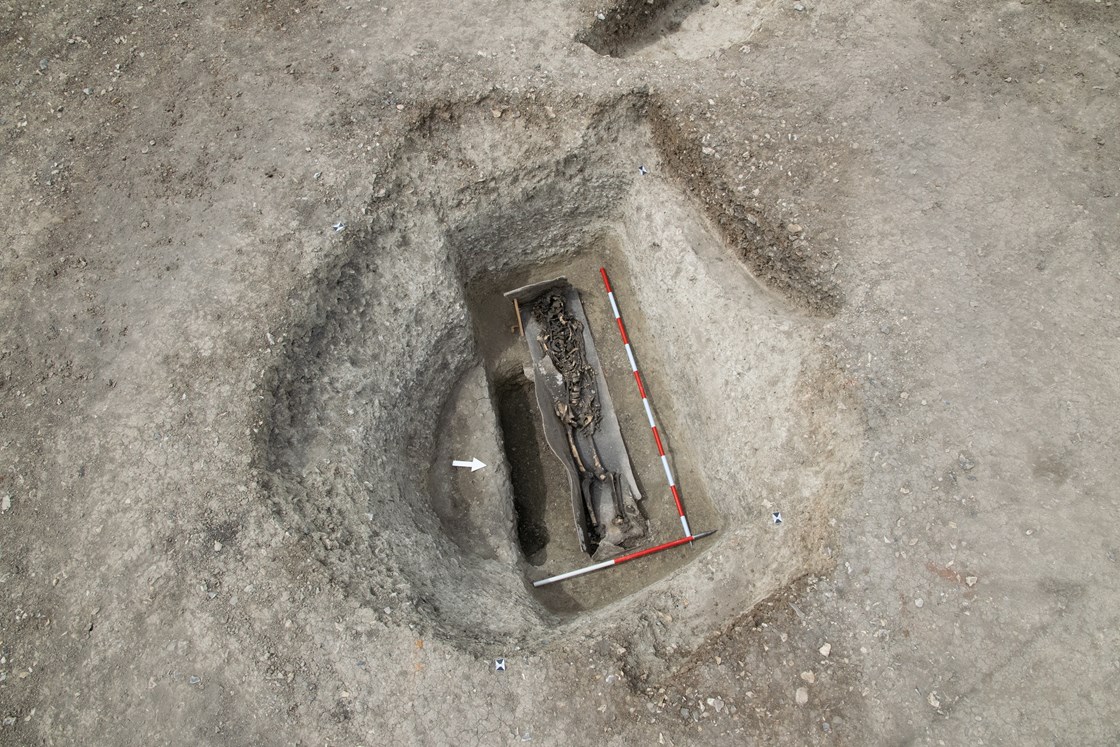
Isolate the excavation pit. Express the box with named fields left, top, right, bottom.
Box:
left=462, top=253, right=720, bottom=613
left=258, top=96, right=860, bottom=653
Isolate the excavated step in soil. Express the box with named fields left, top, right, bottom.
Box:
left=257, top=95, right=862, bottom=656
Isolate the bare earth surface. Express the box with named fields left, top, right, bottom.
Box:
left=2, top=0, right=1119, bottom=744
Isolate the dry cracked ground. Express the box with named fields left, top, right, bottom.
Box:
left=2, top=0, right=1119, bottom=744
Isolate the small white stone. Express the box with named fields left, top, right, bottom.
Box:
left=914, top=598, right=924, bottom=608
left=819, top=642, right=831, bottom=657
left=800, top=671, right=816, bottom=684
left=1, top=495, right=10, bottom=511
left=795, top=687, right=809, bottom=705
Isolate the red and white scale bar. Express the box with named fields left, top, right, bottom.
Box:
left=599, top=267, right=692, bottom=538
left=532, top=530, right=715, bottom=587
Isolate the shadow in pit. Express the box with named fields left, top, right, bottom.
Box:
left=494, top=374, right=551, bottom=565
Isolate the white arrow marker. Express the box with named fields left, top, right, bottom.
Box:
left=451, top=458, right=486, bottom=472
